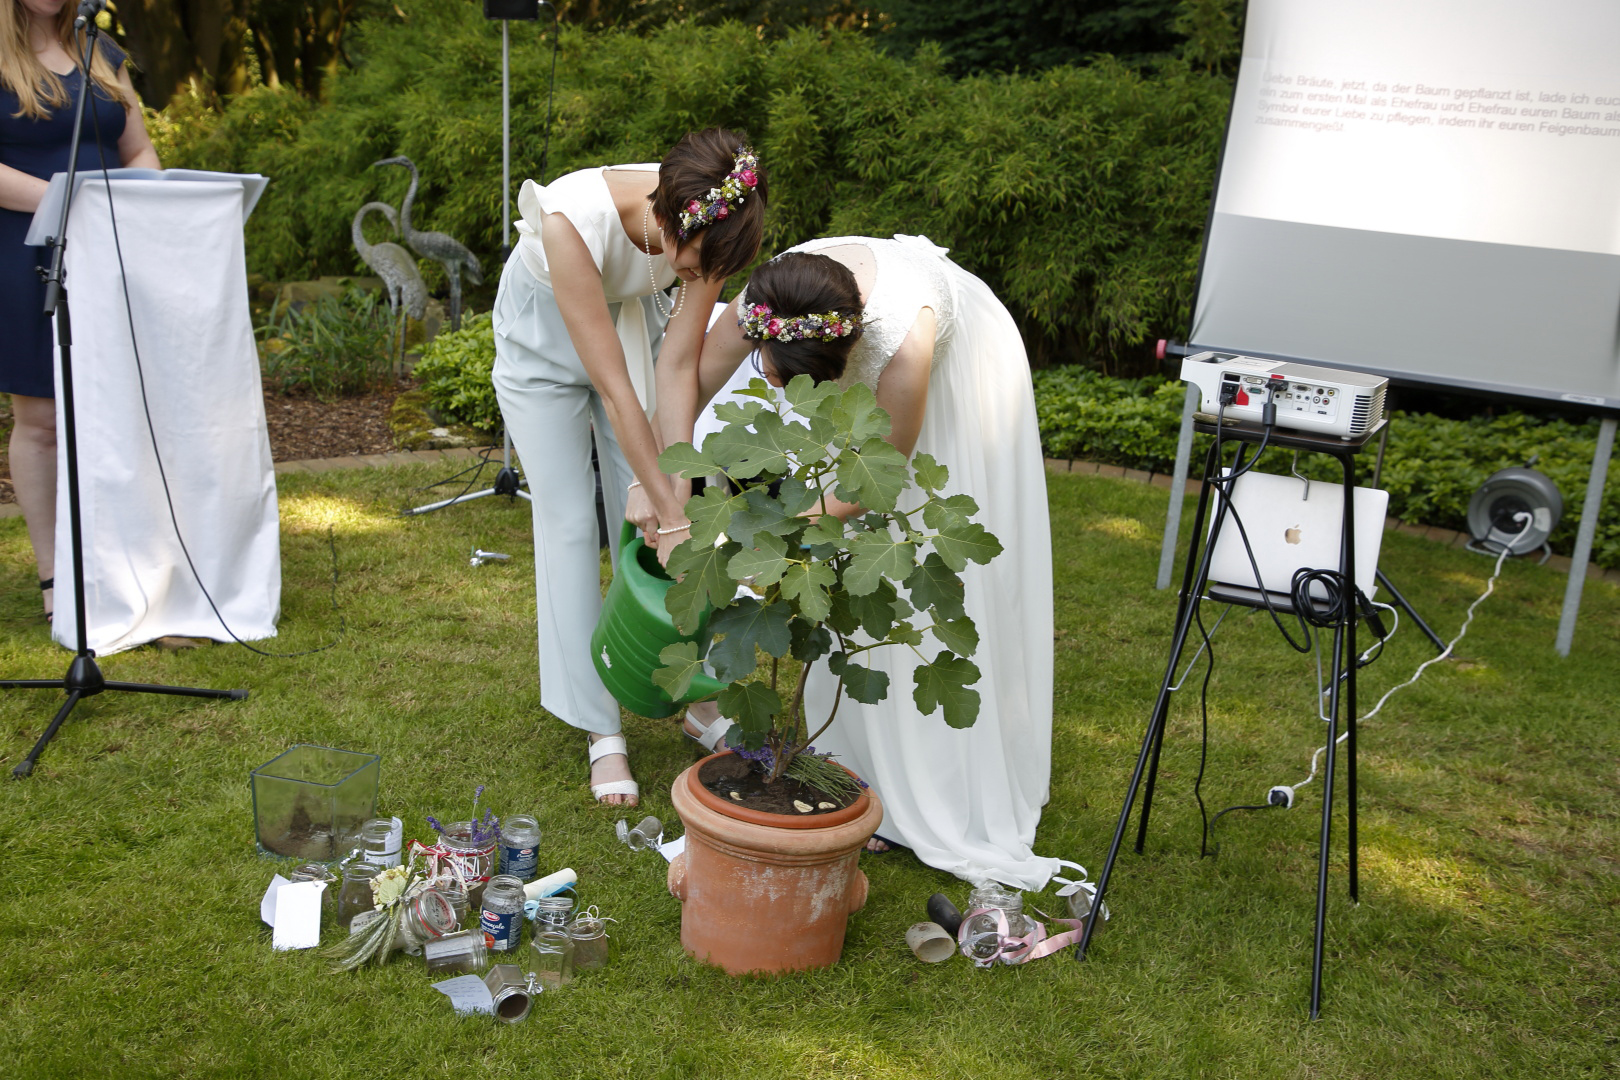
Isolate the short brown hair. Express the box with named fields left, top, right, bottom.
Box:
left=650, top=128, right=767, bottom=281
left=744, top=252, right=864, bottom=384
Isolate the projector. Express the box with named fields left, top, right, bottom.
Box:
left=1180, top=351, right=1387, bottom=439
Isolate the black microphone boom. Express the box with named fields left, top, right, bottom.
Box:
left=75, top=0, right=106, bottom=26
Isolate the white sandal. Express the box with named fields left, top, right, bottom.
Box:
left=587, top=734, right=639, bottom=804
left=683, top=710, right=735, bottom=753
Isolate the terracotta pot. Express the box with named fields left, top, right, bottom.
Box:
left=668, top=752, right=884, bottom=974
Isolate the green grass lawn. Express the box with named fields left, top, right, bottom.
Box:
left=0, top=466, right=1614, bottom=1079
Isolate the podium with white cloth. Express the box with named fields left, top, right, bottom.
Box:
left=29, top=171, right=280, bottom=654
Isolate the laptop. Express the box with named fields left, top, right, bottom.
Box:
left=1204, top=469, right=1389, bottom=607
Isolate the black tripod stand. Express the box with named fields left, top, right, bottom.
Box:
left=6, top=14, right=246, bottom=779
left=1074, top=415, right=1386, bottom=1018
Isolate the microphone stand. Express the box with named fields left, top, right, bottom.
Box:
left=6, top=13, right=246, bottom=779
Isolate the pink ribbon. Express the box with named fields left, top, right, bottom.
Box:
left=956, top=906, right=1092, bottom=967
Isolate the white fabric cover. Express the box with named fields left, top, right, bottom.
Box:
left=52, top=178, right=279, bottom=654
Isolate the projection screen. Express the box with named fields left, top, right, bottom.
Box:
left=1191, top=0, right=1620, bottom=410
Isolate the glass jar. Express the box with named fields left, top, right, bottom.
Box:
left=335, top=863, right=381, bottom=929
left=359, top=817, right=402, bottom=868
left=568, top=912, right=610, bottom=971
left=531, top=894, right=575, bottom=933
left=529, top=928, right=575, bottom=988
left=432, top=881, right=469, bottom=928
left=423, top=928, right=488, bottom=975
left=961, top=885, right=1036, bottom=963
left=437, top=821, right=497, bottom=908
left=480, top=874, right=526, bottom=954
left=498, top=815, right=542, bottom=882
left=398, top=889, right=459, bottom=955
left=288, top=863, right=337, bottom=915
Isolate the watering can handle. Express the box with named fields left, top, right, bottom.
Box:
left=619, top=519, right=639, bottom=552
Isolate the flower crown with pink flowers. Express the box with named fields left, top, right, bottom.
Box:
left=678, top=147, right=760, bottom=238
left=738, top=302, right=863, bottom=344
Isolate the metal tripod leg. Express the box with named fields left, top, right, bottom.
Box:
left=1374, top=568, right=1444, bottom=653
left=1077, top=439, right=1230, bottom=961
left=404, top=432, right=530, bottom=516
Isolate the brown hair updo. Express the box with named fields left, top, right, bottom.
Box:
left=742, top=252, right=864, bottom=384
left=649, top=128, right=767, bottom=281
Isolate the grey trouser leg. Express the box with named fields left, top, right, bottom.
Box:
left=492, top=252, right=636, bottom=736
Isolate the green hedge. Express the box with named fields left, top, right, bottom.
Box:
left=153, top=5, right=1230, bottom=374
left=1033, top=370, right=1620, bottom=571
left=412, top=311, right=501, bottom=433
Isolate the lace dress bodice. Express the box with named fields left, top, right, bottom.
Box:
left=741, top=234, right=957, bottom=390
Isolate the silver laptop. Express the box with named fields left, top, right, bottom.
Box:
left=1205, top=469, right=1388, bottom=605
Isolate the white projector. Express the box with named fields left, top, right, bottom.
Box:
left=1180, top=351, right=1387, bottom=439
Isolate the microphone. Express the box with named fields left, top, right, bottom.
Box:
left=75, top=0, right=107, bottom=26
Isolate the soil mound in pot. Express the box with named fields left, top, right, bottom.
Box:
left=697, top=753, right=858, bottom=817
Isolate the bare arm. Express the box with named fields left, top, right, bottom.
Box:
left=654, top=273, right=725, bottom=463
left=543, top=212, right=689, bottom=549
left=821, top=306, right=937, bottom=520
left=695, top=295, right=756, bottom=409
left=116, top=67, right=159, bottom=169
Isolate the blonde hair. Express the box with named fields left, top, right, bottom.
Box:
left=1, top=0, right=129, bottom=120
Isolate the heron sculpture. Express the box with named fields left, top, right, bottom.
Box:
left=352, top=201, right=429, bottom=378
left=372, top=155, right=484, bottom=332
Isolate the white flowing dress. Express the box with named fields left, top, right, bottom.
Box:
left=731, top=235, right=1060, bottom=890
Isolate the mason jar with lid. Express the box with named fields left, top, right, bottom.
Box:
left=480, top=874, right=526, bottom=954
left=498, top=815, right=542, bottom=882
left=568, top=910, right=610, bottom=971
left=431, top=880, right=469, bottom=928
left=398, top=889, right=459, bottom=954
left=531, top=894, right=575, bottom=933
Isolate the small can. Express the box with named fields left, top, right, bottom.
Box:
left=480, top=874, right=526, bottom=953
left=498, top=815, right=542, bottom=882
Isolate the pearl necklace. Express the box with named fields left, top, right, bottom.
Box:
left=643, top=201, right=685, bottom=320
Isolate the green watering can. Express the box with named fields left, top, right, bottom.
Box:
left=591, top=521, right=728, bottom=718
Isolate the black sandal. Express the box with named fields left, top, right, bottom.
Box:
left=39, top=577, right=53, bottom=623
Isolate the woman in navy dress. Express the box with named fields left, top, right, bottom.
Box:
left=0, top=0, right=157, bottom=621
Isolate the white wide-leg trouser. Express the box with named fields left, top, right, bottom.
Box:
left=491, top=251, right=662, bottom=735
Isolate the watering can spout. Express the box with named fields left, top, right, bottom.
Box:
left=591, top=521, right=731, bottom=718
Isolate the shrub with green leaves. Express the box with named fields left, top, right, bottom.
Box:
left=412, top=311, right=500, bottom=434
left=255, top=288, right=394, bottom=399
left=158, top=5, right=1230, bottom=374
left=651, top=376, right=1002, bottom=786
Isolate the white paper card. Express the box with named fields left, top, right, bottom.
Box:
left=260, top=874, right=290, bottom=927
left=270, top=881, right=325, bottom=951
left=433, top=975, right=495, bottom=1016
left=658, top=834, right=686, bottom=862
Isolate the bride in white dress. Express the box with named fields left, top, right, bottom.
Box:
left=686, top=234, right=1062, bottom=891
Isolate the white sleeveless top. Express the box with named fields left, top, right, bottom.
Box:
left=513, top=165, right=677, bottom=415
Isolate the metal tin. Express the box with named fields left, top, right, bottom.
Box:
left=483, top=964, right=537, bottom=1024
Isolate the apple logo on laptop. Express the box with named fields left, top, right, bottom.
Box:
left=1285, top=524, right=1303, bottom=545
